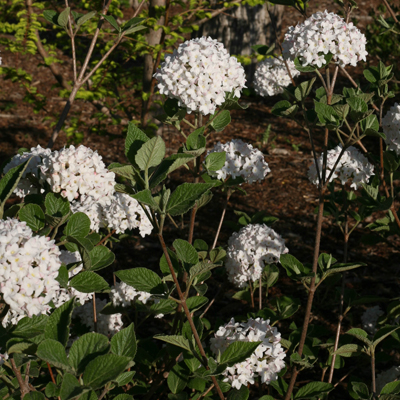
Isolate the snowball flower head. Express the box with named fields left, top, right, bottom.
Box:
left=73, top=298, right=123, bottom=336
left=283, top=10, right=368, bottom=68
left=40, top=145, right=115, bottom=205
left=0, top=218, right=61, bottom=326
left=254, top=57, right=299, bottom=97
left=362, top=306, right=384, bottom=335
left=102, top=193, right=153, bottom=236
left=154, top=36, right=246, bottom=115
left=207, top=139, right=270, bottom=184
left=3, top=145, right=52, bottom=198
left=226, top=224, right=288, bottom=288
left=308, top=145, right=374, bottom=189
left=210, top=318, right=285, bottom=389
left=382, top=103, right=400, bottom=155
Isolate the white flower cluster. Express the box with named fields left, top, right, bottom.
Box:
left=254, top=57, right=299, bottom=97
left=73, top=298, right=123, bottom=336
left=110, top=281, right=151, bottom=307
left=207, top=139, right=270, bottom=184
left=282, top=10, right=368, bottom=67
left=40, top=145, right=115, bottom=204
left=3, top=145, right=52, bottom=198
left=226, top=224, right=288, bottom=288
left=308, top=145, right=374, bottom=189
left=210, top=318, right=285, bottom=389
left=5, top=145, right=153, bottom=236
left=376, top=366, right=400, bottom=393
left=362, top=306, right=384, bottom=334
left=382, top=103, right=400, bottom=155
left=154, top=37, right=246, bottom=115
left=0, top=219, right=61, bottom=326
left=102, top=193, right=153, bottom=236
left=53, top=251, right=92, bottom=308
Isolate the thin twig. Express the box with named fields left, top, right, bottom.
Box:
left=96, top=229, right=116, bottom=246
left=158, top=233, right=225, bottom=400
left=92, top=294, right=97, bottom=332
left=211, top=191, right=231, bottom=250
left=10, top=358, right=30, bottom=400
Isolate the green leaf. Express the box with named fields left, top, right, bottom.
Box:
left=70, top=271, right=109, bottom=293
left=23, top=393, right=46, bottom=400
left=167, top=183, right=214, bottom=216
left=131, top=189, right=160, bottom=211
left=19, top=203, right=45, bottom=231
left=83, top=354, right=131, bottom=389
left=115, top=267, right=164, bottom=294
left=111, top=323, right=137, bottom=359
left=173, top=239, right=199, bottom=269
left=280, top=254, right=305, bottom=278
left=108, top=163, right=137, bottom=182
left=7, top=339, right=37, bottom=355
left=43, top=10, right=59, bottom=25
left=56, top=265, right=69, bottom=288
left=205, top=152, right=226, bottom=172
left=186, top=296, right=208, bottom=312
left=45, top=382, right=59, bottom=398
left=294, top=57, right=317, bottom=72
left=168, top=363, right=189, bottom=394
left=294, top=78, right=316, bottom=102
left=135, top=136, right=166, bottom=171
left=76, top=11, right=97, bottom=26
left=115, top=371, right=136, bottom=387
left=11, top=314, right=48, bottom=338
left=68, top=333, right=110, bottom=374
left=220, top=341, right=261, bottom=366
left=37, top=339, right=71, bottom=371
left=373, top=326, right=400, bottom=348
left=65, top=236, right=92, bottom=269
left=101, top=14, right=120, bottom=31
left=227, top=386, right=249, bottom=400
left=364, top=69, right=378, bottom=83
left=211, top=110, right=231, bottom=132
left=125, top=123, right=149, bottom=166
left=346, top=97, right=368, bottom=113
left=351, top=382, right=369, bottom=399
left=154, top=335, right=192, bottom=352
left=65, top=212, right=91, bottom=238
left=58, top=7, right=70, bottom=28
left=252, top=43, right=275, bottom=55
left=294, top=382, right=333, bottom=399
left=122, top=17, right=145, bottom=30
left=45, top=297, right=75, bottom=347
left=0, top=158, right=32, bottom=219
left=60, top=373, right=87, bottom=400
left=45, top=193, right=70, bottom=217
left=123, top=25, right=146, bottom=35
left=333, top=344, right=363, bottom=357
left=346, top=328, right=372, bottom=346
left=381, top=381, right=400, bottom=395
left=186, top=127, right=206, bottom=150
left=88, top=246, right=115, bottom=271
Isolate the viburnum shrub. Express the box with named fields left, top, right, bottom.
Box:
left=1, top=0, right=400, bottom=400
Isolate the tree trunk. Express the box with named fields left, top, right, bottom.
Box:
left=198, top=3, right=284, bottom=81
left=141, top=0, right=165, bottom=129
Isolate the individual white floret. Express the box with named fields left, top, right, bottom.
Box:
left=110, top=281, right=151, bottom=307
left=376, top=366, right=400, bottom=393
left=362, top=306, right=384, bottom=335
left=0, top=218, right=61, bottom=326
left=103, top=193, right=153, bottom=237
left=207, top=139, right=270, bottom=184
left=226, top=224, right=288, bottom=288
left=40, top=145, right=115, bottom=205
left=210, top=318, right=285, bottom=389
left=254, top=57, right=299, bottom=97
left=382, top=103, right=400, bottom=155
left=3, top=145, right=52, bottom=198
left=283, top=10, right=368, bottom=68
left=73, top=298, right=123, bottom=336
left=308, top=145, right=374, bottom=189
left=0, top=350, right=8, bottom=366
left=154, top=36, right=246, bottom=115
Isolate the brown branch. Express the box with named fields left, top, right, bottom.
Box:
left=10, top=358, right=30, bottom=400
left=96, top=229, right=116, bottom=246
left=382, top=0, right=400, bottom=25
left=158, top=233, right=225, bottom=400
left=212, top=191, right=231, bottom=250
